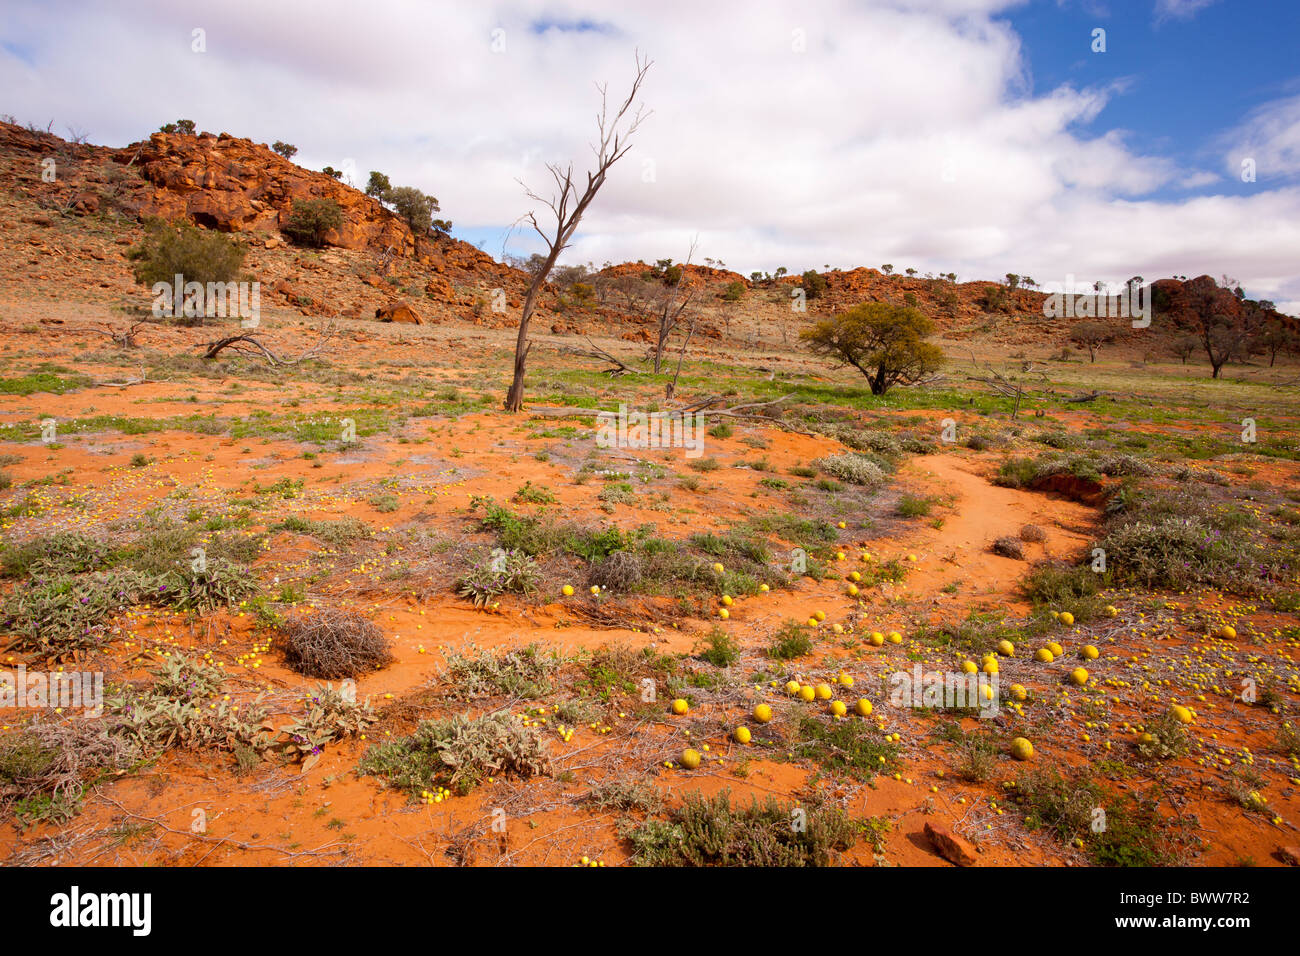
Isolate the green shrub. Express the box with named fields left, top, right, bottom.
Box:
left=359, top=711, right=548, bottom=797
left=384, top=186, right=441, bottom=234
left=281, top=198, right=343, bottom=247
left=456, top=550, right=541, bottom=606
left=813, top=453, right=885, bottom=486
left=622, top=790, right=855, bottom=866
left=696, top=626, right=741, bottom=667
left=159, top=559, right=258, bottom=611
left=128, top=220, right=246, bottom=288
left=767, top=620, right=814, bottom=660
left=443, top=645, right=558, bottom=699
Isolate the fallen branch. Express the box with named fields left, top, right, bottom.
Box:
left=93, top=365, right=152, bottom=389
left=199, top=322, right=336, bottom=367
left=556, top=338, right=635, bottom=376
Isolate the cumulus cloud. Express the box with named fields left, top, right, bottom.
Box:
left=0, top=0, right=1294, bottom=312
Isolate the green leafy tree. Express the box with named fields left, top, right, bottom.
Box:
left=385, top=185, right=440, bottom=234
left=272, top=141, right=297, bottom=159
left=366, top=171, right=392, bottom=199
left=800, top=301, right=945, bottom=395
left=282, top=198, right=343, bottom=247
left=800, top=269, right=828, bottom=300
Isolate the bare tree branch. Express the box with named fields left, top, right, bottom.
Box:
left=503, top=52, right=653, bottom=412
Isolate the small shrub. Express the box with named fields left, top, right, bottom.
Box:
left=444, top=645, right=558, bottom=699
left=897, top=495, right=934, bottom=518
left=588, top=550, right=644, bottom=591
left=622, top=790, right=855, bottom=866
left=696, top=626, right=741, bottom=667
left=279, top=609, right=394, bottom=678
left=128, top=219, right=246, bottom=289
left=992, top=536, right=1025, bottom=560
left=282, top=198, right=344, bottom=247
left=359, top=711, right=548, bottom=796
left=813, top=453, right=885, bottom=486
left=456, top=549, right=542, bottom=606
left=767, top=620, right=814, bottom=660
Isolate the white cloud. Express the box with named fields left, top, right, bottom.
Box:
left=0, top=0, right=1295, bottom=313
left=1219, top=92, right=1300, bottom=182
left=1153, top=0, right=1218, bottom=24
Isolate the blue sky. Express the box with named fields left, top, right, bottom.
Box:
left=1010, top=0, right=1300, bottom=202
left=2, top=0, right=1298, bottom=310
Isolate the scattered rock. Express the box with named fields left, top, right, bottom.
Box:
left=1279, top=845, right=1300, bottom=866
left=375, top=301, right=423, bottom=325
left=924, top=822, right=978, bottom=866
left=424, top=275, right=454, bottom=302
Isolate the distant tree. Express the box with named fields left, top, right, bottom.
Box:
left=800, top=269, right=828, bottom=300
left=385, top=186, right=441, bottom=235
left=1069, top=320, right=1115, bottom=362
left=1185, top=277, right=1264, bottom=378
left=645, top=258, right=683, bottom=285
left=272, top=141, right=297, bottom=159
left=158, top=123, right=177, bottom=134
left=774, top=266, right=787, bottom=280
left=978, top=284, right=1012, bottom=313
left=881, top=264, right=894, bottom=276
left=722, top=280, right=744, bottom=302
left=550, top=262, right=591, bottom=290
left=750, top=271, right=763, bottom=283
left=801, top=301, right=945, bottom=396
left=321, top=166, right=344, bottom=180
left=1005, top=273, right=1020, bottom=289
left=1259, top=320, right=1296, bottom=367
left=174, top=119, right=196, bottom=135
left=282, top=198, right=343, bottom=247
left=1168, top=334, right=1199, bottom=365
left=905, top=267, right=917, bottom=277
left=365, top=171, right=392, bottom=200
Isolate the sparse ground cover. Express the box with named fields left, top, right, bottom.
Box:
left=0, top=301, right=1297, bottom=869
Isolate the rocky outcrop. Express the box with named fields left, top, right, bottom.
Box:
left=127, top=131, right=414, bottom=253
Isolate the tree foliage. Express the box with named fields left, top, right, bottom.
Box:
left=282, top=198, right=343, bottom=247
left=801, top=301, right=945, bottom=395
left=127, top=220, right=246, bottom=287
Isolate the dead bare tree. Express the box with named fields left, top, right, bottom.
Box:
left=92, top=319, right=150, bottom=348
left=665, top=313, right=697, bottom=400
left=647, top=239, right=698, bottom=374
left=503, top=53, right=652, bottom=413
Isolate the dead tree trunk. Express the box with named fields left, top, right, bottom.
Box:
left=503, top=53, right=652, bottom=413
